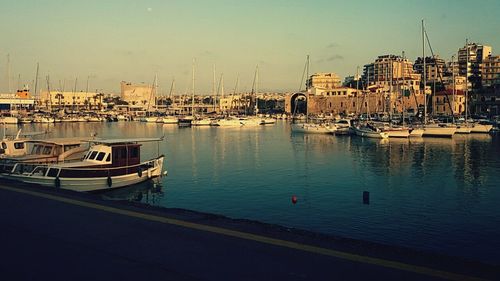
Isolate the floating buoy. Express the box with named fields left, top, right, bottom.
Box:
left=107, top=176, right=112, bottom=187
left=55, top=177, right=61, bottom=188
left=138, top=169, right=142, bottom=177
left=363, top=191, right=370, bottom=205
left=291, top=195, right=298, bottom=204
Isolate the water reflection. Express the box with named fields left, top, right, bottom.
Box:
left=100, top=179, right=164, bottom=204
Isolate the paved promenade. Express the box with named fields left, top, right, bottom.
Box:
left=0, top=182, right=497, bottom=281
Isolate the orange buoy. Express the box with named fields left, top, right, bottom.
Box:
left=291, top=195, right=298, bottom=204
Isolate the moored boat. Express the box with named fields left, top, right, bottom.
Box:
left=1, top=137, right=165, bottom=192
left=291, top=123, right=336, bottom=134
left=352, top=124, right=389, bottom=139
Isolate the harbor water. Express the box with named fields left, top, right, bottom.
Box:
left=12, top=121, right=500, bottom=265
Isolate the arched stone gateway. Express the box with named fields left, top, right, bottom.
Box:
left=285, top=92, right=307, bottom=115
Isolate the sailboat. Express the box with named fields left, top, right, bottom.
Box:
left=351, top=68, right=388, bottom=139
left=141, top=75, right=160, bottom=122
left=192, top=65, right=215, bottom=126
left=178, top=60, right=196, bottom=127
left=419, top=20, right=456, bottom=137
left=290, top=56, right=337, bottom=134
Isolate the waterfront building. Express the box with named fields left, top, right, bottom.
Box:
left=442, top=76, right=467, bottom=91
left=414, top=56, right=447, bottom=84
left=219, top=94, right=252, bottom=114
left=0, top=96, right=35, bottom=111
left=482, top=55, right=500, bottom=88
left=306, top=73, right=342, bottom=89
left=363, top=55, right=422, bottom=93
left=120, top=81, right=155, bottom=109
left=471, top=85, right=500, bottom=116
left=39, top=90, right=103, bottom=111
left=433, top=90, right=466, bottom=116
left=458, top=42, right=492, bottom=89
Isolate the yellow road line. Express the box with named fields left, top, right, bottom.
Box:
left=0, top=185, right=488, bottom=281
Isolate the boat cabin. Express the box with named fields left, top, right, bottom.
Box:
left=17, top=138, right=89, bottom=163
left=0, top=138, right=28, bottom=157
left=81, top=143, right=141, bottom=167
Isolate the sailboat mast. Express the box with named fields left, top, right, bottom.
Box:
left=452, top=55, right=455, bottom=118
left=465, top=38, right=468, bottom=123
left=34, top=63, right=39, bottom=107
left=213, top=64, right=216, bottom=112
left=422, top=19, right=427, bottom=124
left=356, top=66, right=360, bottom=114
left=402, top=51, right=406, bottom=127
left=7, top=54, right=11, bottom=94
left=255, top=64, right=259, bottom=115
left=191, top=59, right=195, bottom=117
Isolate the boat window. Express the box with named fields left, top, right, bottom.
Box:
left=105, top=154, right=110, bottom=162
left=1, top=142, right=6, bottom=149
left=14, top=142, right=25, bottom=149
left=95, top=152, right=106, bottom=161
left=64, top=144, right=79, bottom=152
left=47, top=168, right=59, bottom=177
left=42, top=146, right=52, bottom=155
left=88, top=151, right=98, bottom=160
left=130, top=147, right=139, bottom=158
left=33, top=145, right=42, bottom=154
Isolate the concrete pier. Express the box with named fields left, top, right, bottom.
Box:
left=0, top=181, right=497, bottom=281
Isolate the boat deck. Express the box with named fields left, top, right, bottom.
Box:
left=0, top=182, right=496, bottom=281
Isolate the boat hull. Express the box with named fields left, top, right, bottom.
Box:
left=470, top=124, right=493, bottom=133
left=291, top=123, right=333, bottom=134
left=2, top=157, right=164, bottom=192
left=353, top=127, right=388, bottom=139
left=385, top=129, right=410, bottom=138
left=422, top=126, right=456, bottom=137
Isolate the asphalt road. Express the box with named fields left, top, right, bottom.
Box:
left=0, top=183, right=497, bottom=281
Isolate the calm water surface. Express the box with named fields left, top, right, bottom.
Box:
left=18, top=121, right=500, bottom=264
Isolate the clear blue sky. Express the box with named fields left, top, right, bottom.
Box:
left=1, top=0, right=498, bottom=94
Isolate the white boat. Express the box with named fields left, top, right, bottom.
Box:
left=116, top=114, right=130, bottom=121
left=191, top=118, right=212, bottom=126
left=291, top=123, right=335, bottom=134
left=0, top=116, right=19, bottom=124
left=352, top=124, right=389, bottom=139
left=212, top=117, right=244, bottom=127
left=470, top=122, right=493, bottom=133
left=260, top=118, right=276, bottom=125
left=330, top=119, right=353, bottom=135
left=18, top=116, right=33, bottom=124
left=372, top=122, right=410, bottom=138
left=384, top=128, right=410, bottom=138
left=409, top=128, right=424, bottom=137
left=240, top=116, right=263, bottom=126
left=455, top=124, right=472, bottom=134
left=161, top=116, right=179, bottom=124
left=422, top=124, right=457, bottom=137
left=33, top=115, right=54, bottom=123
left=1, top=138, right=165, bottom=192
